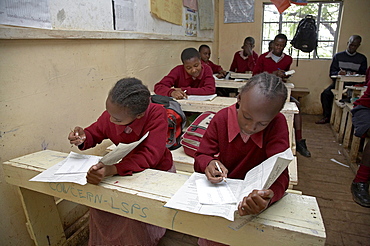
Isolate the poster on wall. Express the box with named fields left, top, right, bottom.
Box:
left=114, top=0, right=136, bottom=31
left=198, top=0, right=214, bottom=30
left=185, top=8, right=197, bottom=37
left=224, top=0, right=254, bottom=23
left=0, top=0, right=51, bottom=29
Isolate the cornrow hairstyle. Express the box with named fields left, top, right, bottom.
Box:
left=244, top=36, right=255, bottom=45
left=199, top=44, right=210, bottom=52
left=109, top=77, right=150, bottom=117
left=240, top=72, right=287, bottom=111
left=181, top=48, right=201, bottom=63
left=274, top=33, right=288, bottom=42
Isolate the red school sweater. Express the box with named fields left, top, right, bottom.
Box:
left=204, top=60, right=224, bottom=74
left=253, top=51, right=292, bottom=75
left=80, top=103, right=173, bottom=176
left=229, top=50, right=259, bottom=73
left=194, top=104, right=290, bottom=204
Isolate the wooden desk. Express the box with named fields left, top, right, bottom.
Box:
left=3, top=150, right=326, bottom=246
left=330, top=75, right=366, bottom=100
left=345, top=85, right=367, bottom=99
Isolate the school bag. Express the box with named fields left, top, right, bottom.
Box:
left=290, top=15, right=318, bottom=53
left=151, top=95, right=186, bottom=150
left=180, top=111, right=216, bottom=157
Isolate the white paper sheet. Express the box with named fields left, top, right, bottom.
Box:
left=165, top=148, right=293, bottom=221
left=181, top=94, right=217, bottom=101
left=55, top=152, right=101, bottom=174
left=196, top=178, right=237, bottom=205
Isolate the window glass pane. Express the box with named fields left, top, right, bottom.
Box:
left=319, top=23, right=337, bottom=41
left=281, top=22, right=298, bottom=40
left=262, top=41, right=273, bottom=54
left=320, top=3, right=340, bottom=21
left=290, top=48, right=311, bottom=59
left=263, top=23, right=280, bottom=40
left=282, top=4, right=319, bottom=22
left=317, top=41, right=335, bottom=59
left=263, top=4, right=280, bottom=22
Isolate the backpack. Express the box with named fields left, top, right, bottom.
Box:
left=151, top=95, right=186, bottom=150
left=290, top=15, right=318, bottom=53
left=180, top=111, right=216, bottom=157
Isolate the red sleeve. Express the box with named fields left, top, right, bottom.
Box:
left=366, top=66, right=370, bottom=86
left=114, top=106, right=170, bottom=176
left=208, top=60, right=223, bottom=73
left=253, top=54, right=265, bottom=75
left=247, top=51, right=259, bottom=71
left=181, top=65, right=216, bottom=95
left=154, top=66, right=180, bottom=97
left=229, top=52, right=238, bottom=72
left=80, top=112, right=109, bottom=150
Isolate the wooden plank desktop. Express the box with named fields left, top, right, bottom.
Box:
left=330, top=75, right=366, bottom=100
left=3, top=150, right=326, bottom=246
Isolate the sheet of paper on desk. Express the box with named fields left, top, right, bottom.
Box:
left=184, top=94, right=217, bottom=101
left=55, top=152, right=101, bottom=174
left=196, top=178, right=237, bottom=204
left=100, top=131, right=149, bottom=165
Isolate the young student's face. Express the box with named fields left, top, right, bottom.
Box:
left=106, top=97, right=138, bottom=126
left=199, top=47, right=211, bottom=62
left=242, top=41, right=254, bottom=54
left=237, top=86, right=282, bottom=135
left=272, top=38, right=287, bottom=57
left=183, top=57, right=202, bottom=78
left=347, top=38, right=361, bottom=54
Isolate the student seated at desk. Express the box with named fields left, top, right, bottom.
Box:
left=199, top=44, right=227, bottom=79
left=253, top=33, right=311, bottom=158
left=194, top=72, right=290, bottom=246
left=229, top=36, right=259, bottom=73
left=316, top=35, right=368, bottom=124
left=154, top=47, right=216, bottom=100
left=68, top=78, right=174, bottom=245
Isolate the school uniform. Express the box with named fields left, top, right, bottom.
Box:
left=154, top=63, right=216, bottom=96
left=229, top=50, right=259, bottom=73
left=352, top=83, right=370, bottom=137
left=253, top=51, right=292, bottom=75
left=194, top=104, right=290, bottom=246
left=81, top=103, right=173, bottom=246
left=204, top=60, right=224, bottom=74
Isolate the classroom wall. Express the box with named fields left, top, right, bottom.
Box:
left=217, top=0, right=370, bottom=114
left=0, top=39, right=215, bottom=245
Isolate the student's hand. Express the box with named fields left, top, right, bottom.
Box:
left=273, top=69, right=286, bottom=79
left=217, top=70, right=227, bottom=78
left=338, top=68, right=346, bottom=75
left=204, top=160, right=228, bottom=184
left=171, top=89, right=188, bottom=99
left=86, top=162, right=117, bottom=185
left=238, top=189, right=274, bottom=216
left=68, top=126, right=86, bottom=146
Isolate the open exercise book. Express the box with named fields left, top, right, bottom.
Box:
left=164, top=148, right=293, bottom=221
left=29, top=132, right=149, bottom=185
left=177, top=94, right=217, bottom=101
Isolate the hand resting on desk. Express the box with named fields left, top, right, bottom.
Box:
left=87, top=162, right=118, bottom=185
left=171, top=88, right=188, bottom=99
left=238, top=189, right=274, bottom=216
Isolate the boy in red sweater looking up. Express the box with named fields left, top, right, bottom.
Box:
left=154, top=47, right=216, bottom=100
left=199, top=44, right=227, bottom=78
left=253, top=33, right=311, bottom=157
left=229, top=36, right=259, bottom=73
left=195, top=72, right=290, bottom=246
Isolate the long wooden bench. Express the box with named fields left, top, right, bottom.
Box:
left=3, top=150, right=326, bottom=246
left=291, top=87, right=310, bottom=100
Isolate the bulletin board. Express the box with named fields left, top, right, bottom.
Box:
left=0, top=0, right=214, bottom=41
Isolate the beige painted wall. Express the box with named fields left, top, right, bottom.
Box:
left=1, top=0, right=369, bottom=244
left=217, top=0, right=370, bottom=114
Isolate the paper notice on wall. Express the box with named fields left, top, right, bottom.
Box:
left=185, top=8, right=197, bottom=36
left=224, top=0, right=254, bottom=23
left=150, top=0, right=182, bottom=25
left=0, top=0, right=51, bottom=29
left=114, top=0, right=136, bottom=31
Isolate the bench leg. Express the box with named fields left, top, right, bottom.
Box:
left=18, top=187, right=66, bottom=246
left=338, top=107, right=349, bottom=143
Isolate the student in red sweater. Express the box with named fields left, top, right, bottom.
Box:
left=69, top=78, right=173, bottom=245
left=351, top=73, right=370, bottom=207
left=229, top=36, right=259, bottom=73
left=199, top=44, right=227, bottom=78
left=195, top=72, right=290, bottom=246
left=154, top=47, right=216, bottom=99
left=253, top=33, right=311, bottom=158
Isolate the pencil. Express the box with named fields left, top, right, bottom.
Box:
left=215, top=161, right=227, bottom=183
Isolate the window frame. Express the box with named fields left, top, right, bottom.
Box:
left=262, top=1, right=343, bottom=60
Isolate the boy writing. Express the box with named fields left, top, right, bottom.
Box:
left=253, top=33, right=311, bottom=157
left=154, top=47, right=216, bottom=100
left=199, top=44, right=227, bottom=78
left=229, top=36, right=259, bottom=73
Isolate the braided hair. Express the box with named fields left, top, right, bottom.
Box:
left=240, top=72, right=287, bottom=111
left=109, top=78, right=150, bottom=117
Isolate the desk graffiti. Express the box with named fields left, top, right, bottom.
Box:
left=49, top=182, right=148, bottom=218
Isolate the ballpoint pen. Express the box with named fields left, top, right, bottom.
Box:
left=215, top=161, right=227, bottom=183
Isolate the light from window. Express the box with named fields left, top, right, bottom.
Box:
left=262, top=2, right=342, bottom=59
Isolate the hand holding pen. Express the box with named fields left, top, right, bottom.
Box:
left=68, top=126, right=86, bottom=146
left=205, top=160, right=228, bottom=184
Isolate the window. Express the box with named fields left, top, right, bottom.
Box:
left=262, top=1, right=343, bottom=59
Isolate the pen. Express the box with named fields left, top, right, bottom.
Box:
left=215, top=161, right=227, bottom=183
left=184, top=90, right=187, bottom=94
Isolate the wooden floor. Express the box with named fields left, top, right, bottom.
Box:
left=158, top=114, right=370, bottom=246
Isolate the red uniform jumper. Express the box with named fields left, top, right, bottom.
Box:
left=195, top=104, right=290, bottom=246
left=204, top=60, right=224, bottom=74
left=229, top=50, right=259, bottom=73
left=154, top=63, right=216, bottom=96
left=253, top=51, right=293, bottom=75
left=81, top=103, right=173, bottom=246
